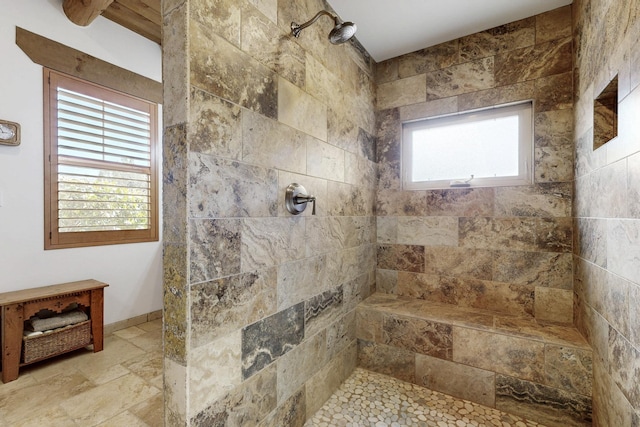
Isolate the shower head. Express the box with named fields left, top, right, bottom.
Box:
left=328, top=20, right=357, bottom=44
left=291, top=10, right=357, bottom=45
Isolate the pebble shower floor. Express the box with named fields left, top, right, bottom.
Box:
left=305, top=368, right=547, bottom=427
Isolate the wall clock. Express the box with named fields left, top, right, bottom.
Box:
left=0, top=120, right=20, bottom=146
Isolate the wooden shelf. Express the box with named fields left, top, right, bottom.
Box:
left=0, top=279, right=108, bottom=383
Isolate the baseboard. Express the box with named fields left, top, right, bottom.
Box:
left=104, top=310, right=162, bottom=336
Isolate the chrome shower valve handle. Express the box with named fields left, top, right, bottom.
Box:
left=295, top=193, right=316, bottom=215
left=285, top=183, right=316, bottom=215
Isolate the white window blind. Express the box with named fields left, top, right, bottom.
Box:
left=55, top=88, right=152, bottom=232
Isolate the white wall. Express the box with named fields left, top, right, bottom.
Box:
left=0, top=0, right=163, bottom=324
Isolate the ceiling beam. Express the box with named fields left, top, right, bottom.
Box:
left=63, top=0, right=115, bottom=26
left=102, top=1, right=161, bottom=44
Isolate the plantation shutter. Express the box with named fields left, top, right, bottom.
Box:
left=44, top=69, right=159, bottom=249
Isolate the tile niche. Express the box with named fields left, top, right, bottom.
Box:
left=593, top=75, right=618, bottom=150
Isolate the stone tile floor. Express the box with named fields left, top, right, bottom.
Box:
left=305, top=368, right=548, bottom=427
left=0, top=319, right=162, bottom=426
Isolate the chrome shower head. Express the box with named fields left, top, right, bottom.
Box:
left=291, top=10, right=357, bottom=45
left=329, top=19, right=357, bottom=44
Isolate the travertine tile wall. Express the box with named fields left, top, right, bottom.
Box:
left=572, top=1, right=640, bottom=425
left=375, top=6, right=575, bottom=324
left=356, top=294, right=593, bottom=426
left=162, top=0, right=376, bottom=425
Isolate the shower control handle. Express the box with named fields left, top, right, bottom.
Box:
left=285, top=183, right=316, bottom=215
left=295, top=194, right=316, bottom=215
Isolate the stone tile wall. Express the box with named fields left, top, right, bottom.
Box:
left=157, top=1, right=640, bottom=424
left=162, top=0, right=376, bottom=425
left=357, top=294, right=593, bottom=427
left=572, top=1, right=640, bottom=425
left=375, top=6, right=574, bottom=324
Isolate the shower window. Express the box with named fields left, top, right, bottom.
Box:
left=402, top=101, right=533, bottom=190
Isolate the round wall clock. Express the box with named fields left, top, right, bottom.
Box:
left=0, top=120, right=20, bottom=146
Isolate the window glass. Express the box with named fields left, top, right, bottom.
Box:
left=402, top=102, right=533, bottom=190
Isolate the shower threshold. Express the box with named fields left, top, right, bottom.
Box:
left=305, top=368, right=547, bottom=427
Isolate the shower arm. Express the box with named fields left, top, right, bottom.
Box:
left=291, top=10, right=339, bottom=38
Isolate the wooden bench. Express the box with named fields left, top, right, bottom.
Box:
left=0, top=279, right=108, bottom=383
left=356, top=293, right=592, bottom=427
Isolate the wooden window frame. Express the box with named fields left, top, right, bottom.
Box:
left=44, top=68, right=159, bottom=249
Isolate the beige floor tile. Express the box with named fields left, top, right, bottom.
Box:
left=9, top=405, right=78, bottom=427
left=128, top=329, right=162, bottom=353
left=96, top=410, right=149, bottom=427
left=137, top=319, right=162, bottom=332
left=0, top=371, right=94, bottom=425
left=0, top=372, right=37, bottom=393
left=71, top=336, right=146, bottom=374
left=21, top=349, right=90, bottom=382
left=122, top=353, right=163, bottom=383
left=149, top=374, right=163, bottom=390
left=60, top=374, right=160, bottom=426
left=114, top=326, right=148, bottom=340
left=81, top=363, right=131, bottom=385
left=0, top=320, right=162, bottom=427
left=130, top=393, right=164, bottom=426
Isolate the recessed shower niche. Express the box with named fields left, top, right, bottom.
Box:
left=593, top=75, right=618, bottom=150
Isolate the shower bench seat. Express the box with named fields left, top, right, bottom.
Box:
left=356, top=293, right=592, bottom=427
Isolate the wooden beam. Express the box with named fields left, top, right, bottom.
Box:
left=15, top=27, right=162, bottom=104
left=102, top=1, right=161, bottom=44
left=116, top=0, right=161, bottom=25
left=63, top=0, right=115, bottom=26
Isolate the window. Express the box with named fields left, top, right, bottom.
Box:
left=44, top=69, right=159, bottom=249
left=402, top=101, right=533, bottom=190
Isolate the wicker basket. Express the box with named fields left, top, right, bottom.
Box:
left=22, top=320, right=91, bottom=364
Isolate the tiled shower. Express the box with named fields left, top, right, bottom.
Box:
left=162, top=0, right=640, bottom=425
